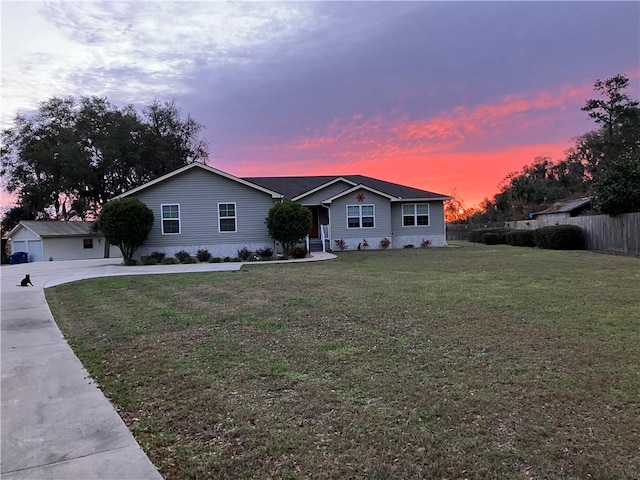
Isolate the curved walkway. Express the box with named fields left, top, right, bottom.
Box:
left=1, top=253, right=335, bottom=479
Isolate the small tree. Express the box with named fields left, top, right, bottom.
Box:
left=95, top=198, right=154, bottom=265
left=266, top=200, right=312, bottom=255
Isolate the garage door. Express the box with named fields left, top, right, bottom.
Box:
left=12, top=240, right=26, bottom=254
left=27, top=240, right=43, bottom=262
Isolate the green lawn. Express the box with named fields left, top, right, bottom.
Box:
left=46, top=244, right=640, bottom=479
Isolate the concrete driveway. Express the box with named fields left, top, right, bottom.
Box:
left=1, top=253, right=334, bottom=479
left=1, top=258, right=244, bottom=480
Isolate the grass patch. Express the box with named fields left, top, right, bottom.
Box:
left=46, top=244, right=640, bottom=479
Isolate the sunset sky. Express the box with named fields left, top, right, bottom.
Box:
left=2, top=1, right=639, bottom=209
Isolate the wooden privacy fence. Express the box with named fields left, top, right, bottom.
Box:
left=505, top=212, right=640, bottom=256
left=446, top=223, right=503, bottom=242
left=446, top=213, right=640, bottom=255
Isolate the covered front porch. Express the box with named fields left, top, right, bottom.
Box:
left=306, top=206, right=330, bottom=252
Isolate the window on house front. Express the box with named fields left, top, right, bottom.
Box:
left=162, top=204, right=181, bottom=234
left=402, top=203, right=430, bottom=226
left=347, top=204, right=375, bottom=228
left=218, top=203, right=237, bottom=232
left=83, top=238, right=93, bottom=249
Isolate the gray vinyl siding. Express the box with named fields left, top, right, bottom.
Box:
left=391, top=201, right=445, bottom=234
left=390, top=201, right=447, bottom=247
left=133, top=168, right=274, bottom=249
left=296, top=180, right=354, bottom=205
left=330, top=189, right=392, bottom=244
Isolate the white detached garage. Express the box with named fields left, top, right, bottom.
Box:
left=7, top=221, right=122, bottom=262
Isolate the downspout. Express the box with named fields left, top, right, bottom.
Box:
left=442, top=201, right=448, bottom=246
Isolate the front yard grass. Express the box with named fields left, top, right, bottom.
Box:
left=46, top=244, right=640, bottom=479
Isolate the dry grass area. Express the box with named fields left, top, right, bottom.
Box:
left=46, top=244, right=640, bottom=479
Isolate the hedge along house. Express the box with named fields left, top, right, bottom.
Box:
left=7, top=220, right=122, bottom=262
left=113, top=162, right=450, bottom=259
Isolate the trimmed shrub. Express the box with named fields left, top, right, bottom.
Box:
left=223, top=256, right=231, bottom=262
left=237, top=246, right=252, bottom=261
left=196, top=249, right=211, bottom=262
left=404, top=244, right=415, bottom=248
left=534, top=225, right=585, bottom=250
left=481, top=232, right=501, bottom=245
left=141, top=256, right=158, bottom=265
left=175, top=250, right=192, bottom=263
left=149, top=251, right=166, bottom=262
left=183, top=255, right=197, bottom=264
left=291, top=246, right=307, bottom=259
left=256, top=246, right=273, bottom=258
left=95, top=198, right=154, bottom=265
left=210, top=257, right=222, bottom=263
left=162, top=257, right=178, bottom=265
left=469, top=227, right=512, bottom=244
left=505, top=230, right=536, bottom=247
left=334, top=239, right=347, bottom=251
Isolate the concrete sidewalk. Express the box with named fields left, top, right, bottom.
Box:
left=1, top=253, right=334, bottom=479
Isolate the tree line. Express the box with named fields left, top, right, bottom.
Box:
left=1, top=96, right=208, bottom=232
left=459, top=74, right=640, bottom=223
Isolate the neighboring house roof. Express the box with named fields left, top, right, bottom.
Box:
left=114, top=162, right=284, bottom=200
left=8, top=221, right=96, bottom=238
left=532, top=197, right=591, bottom=217
left=244, top=174, right=451, bottom=201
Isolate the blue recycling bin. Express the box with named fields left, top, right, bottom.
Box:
left=9, top=252, right=28, bottom=264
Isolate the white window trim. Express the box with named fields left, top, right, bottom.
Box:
left=218, top=202, right=237, bottom=233
left=346, top=204, right=375, bottom=229
left=402, top=203, right=430, bottom=227
left=161, top=203, right=181, bottom=235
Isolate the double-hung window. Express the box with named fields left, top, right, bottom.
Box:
left=218, top=203, right=237, bottom=232
left=402, top=203, right=429, bottom=226
left=347, top=204, right=375, bottom=228
left=161, top=204, right=180, bottom=234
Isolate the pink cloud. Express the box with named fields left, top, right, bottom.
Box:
left=226, top=81, right=595, bottom=208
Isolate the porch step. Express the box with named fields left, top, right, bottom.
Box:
left=309, top=239, right=324, bottom=252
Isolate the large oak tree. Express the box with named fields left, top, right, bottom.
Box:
left=1, top=96, right=208, bottom=220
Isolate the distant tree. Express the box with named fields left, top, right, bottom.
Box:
left=591, top=150, right=640, bottom=215
left=266, top=200, right=312, bottom=255
left=0, top=206, right=36, bottom=234
left=467, top=74, right=640, bottom=220
left=94, top=198, right=154, bottom=265
left=444, top=192, right=477, bottom=223
left=1, top=96, right=208, bottom=220
left=581, top=74, right=640, bottom=214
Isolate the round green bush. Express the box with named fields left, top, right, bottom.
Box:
left=481, top=232, right=501, bottom=245
left=505, top=230, right=536, bottom=247
left=534, top=225, right=585, bottom=250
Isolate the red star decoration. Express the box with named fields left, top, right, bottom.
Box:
left=356, top=193, right=365, bottom=202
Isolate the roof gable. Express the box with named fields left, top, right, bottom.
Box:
left=322, top=184, right=397, bottom=204
left=114, top=163, right=283, bottom=200
left=291, top=177, right=357, bottom=201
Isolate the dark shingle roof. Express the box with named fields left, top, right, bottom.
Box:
left=15, top=221, right=96, bottom=237
left=243, top=175, right=449, bottom=201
